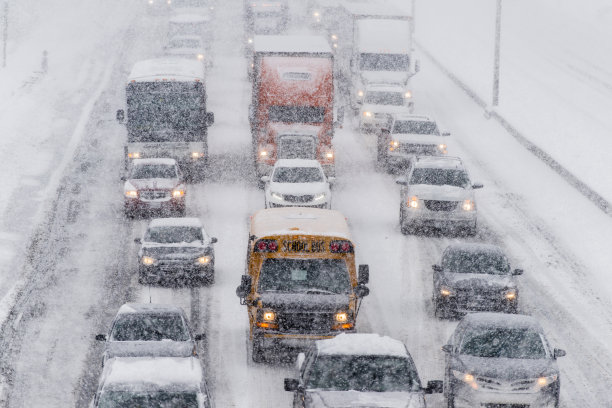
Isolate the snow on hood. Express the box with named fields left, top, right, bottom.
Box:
left=308, top=390, right=420, bottom=408
left=126, top=178, right=180, bottom=190
left=392, top=133, right=444, bottom=144
left=104, top=357, right=202, bottom=387
left=269, top=181, right=329, bottom=195
left=443, top=272, right=516, bottom=291
left=361, top=71, right=410, bottom=86
left=456, top=355, right=556, bottom=382
left=260, top=292, right=350, bottom=312
left=316, top=333, right=408, bottom=357
left=409, top=184, right=471, bottom=201
left=361, top=104, right=411, bottom=115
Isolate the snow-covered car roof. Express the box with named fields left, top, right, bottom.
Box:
left=128, top=58, right=205, bottom=83
left=462, top=312, right=544, bottom=332
left=316, top=333, right=408, bottom=357
left=392, top=114, right=434, bottom=122
left=253, top=35, right=331, bottom=54
left=101, top=357, right=203, bottom=391
left=250, top=1, right=284, bottom=12
left=357, top=19, right=411, bottom=54
left=148, top=217, right=203, bottom=228
left=251, top=208, right=350, bottom=239
left=365, top=83, right=406, bottom=93
left=116, top=303, right=186, bottom=315
left=413, top=156, right=464, bottom=170
left=131, top=158, right=178, bottom=167
left=444, top=242, right=506, bottom=256
left=273, top=159, right=323, bottom=169
left=169, top=13, right=209, bottom=23
left=168, top=34, right=203, bottom=43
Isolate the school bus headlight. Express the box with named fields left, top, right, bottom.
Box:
left=172, top=189, right=185, bottom=198
left=462, top=199, right=474, bottom=211
left=197, top=54, right=204, bottom=61
left=407, top=196, right=419, bottom=209
left=334, top=312, right=348, bottom=323
left=141, top=256, right=156, bottom=266
left=197, top=256, right=211, bottom=265
left=127, top=152, right=141, bottom=159
left=262, top=311, right=276, bottom=322
left=125, top=190, right=138, bottom=199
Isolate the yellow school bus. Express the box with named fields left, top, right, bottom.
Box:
left=236, top=207, right=370, bottom=362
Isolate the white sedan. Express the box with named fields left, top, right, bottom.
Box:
left=262, top=159, right=333, bottom=209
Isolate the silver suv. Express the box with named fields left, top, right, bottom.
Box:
left=395, top=156, right=483, bottom=235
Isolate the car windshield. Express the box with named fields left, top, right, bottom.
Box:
left=145, top=227, right=203, bottom=244
left=460, top=328, right=547, bottom=359
left=131, top=164, right=177, bottom=179
left=268, top=106, right=325, bottom=123
left=168, top=39, right=200, bottom=48
left=306, top=355, right=421, bottom=392
left=393, top=120, right=439, bottom=135
left=410, top=168, right=469, bottom=188
left=272, top=167, right=323, bottom=183
left=110, top=314, right=190, bottom=341
left=98, top=391, right=198, bottom=408
left=258, top=258, right=351, bottom=294
left=443, top=249, right=510, bottom=275
left=364, top=91, right=404, bottom=106
left=359, top=53, right=410, bottom=71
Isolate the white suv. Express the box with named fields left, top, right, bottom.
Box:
left=395, top=156, right=483, bottom=235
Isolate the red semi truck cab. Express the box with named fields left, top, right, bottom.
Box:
left=249, top=35, right=340, bottom=177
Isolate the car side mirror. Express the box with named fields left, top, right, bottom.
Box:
left=512, top=268, right=523, bottom=276
left=358, top=264, right=369, bottom=284
left=395, top=178, right=408, bottom=186
left=296, top=352, right=306, bottom=370
left=472, top=183, right=484, bottom=189
left=554, top=348, right=566, bottom=358
left=432, top=264, right=443, bottom=273
left=284, top=378, right=300, bottom=392
left=134, top=238, right=142, bottom=244
left=327, top=176, right=336, bottom=184
left=120, top=175, right=127, bottom=182
left=441, top=344, right=453, bottom=354
left=236, top=275, right=252, bottom=298
left=210, top=237, right=218, bottom=244
left=205, top=112, right=214, bottom=126
left=425, top=380, right=443, bottom=394
left=260, top=175, right=270, bottom=183
left=194, top=333, right=206, bottom=341
left=116, top=109, right=125, bottom=123
left=95, top=334, right=107, bottom=341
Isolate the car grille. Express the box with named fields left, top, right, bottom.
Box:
left=140, top=190, right=170, bottom=200
left=425, top=200, right=458, bottom=211
left=278, top=313, right=333, bottom=334
left=484, top=404, right=529, bottom=408
left=476, top=375, right=539, bottom=392
left=398, top=143, right=439, bottom=155
left=283, top=194, right=314, bottom=203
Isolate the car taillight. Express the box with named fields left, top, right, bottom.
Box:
left=330, top=240, right=353, bottom=253
left=254, top=239, right=278, bottom=252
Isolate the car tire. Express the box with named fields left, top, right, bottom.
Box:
left=252, top=338, right=265, bottom=363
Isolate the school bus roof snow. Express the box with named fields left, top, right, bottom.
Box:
left=251, top=208, right=350, bottom=240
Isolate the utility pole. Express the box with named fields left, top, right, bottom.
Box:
left=411, top=0, right=416, bottom=52
left=2, top=1, right=7, bottom=68
left=492, top=0, right=502, bottom=106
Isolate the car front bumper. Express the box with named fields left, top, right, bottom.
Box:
left=125, top=198, right=185, bottom=214
left=451, top=381, right=558, bottom=408
left=401, top=205, right=477, bottom=228
left=139, top=264, right=213, bottom=282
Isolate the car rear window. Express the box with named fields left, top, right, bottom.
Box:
left=110, top=314, right=190, bottom=342
left=442, top=250, right=510, bottom=274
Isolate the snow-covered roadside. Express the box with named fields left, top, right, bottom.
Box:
left=413, top=0, right=612, bottom=203
left=0, top=1, right=138, bottom=329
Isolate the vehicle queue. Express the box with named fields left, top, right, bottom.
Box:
left=89, top=1, right=566, bottom=407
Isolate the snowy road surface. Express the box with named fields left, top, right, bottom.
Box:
left=0, top=0, right=610, bottom=407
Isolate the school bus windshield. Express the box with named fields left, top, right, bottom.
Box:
left=258, top=258, right=351, bottom=294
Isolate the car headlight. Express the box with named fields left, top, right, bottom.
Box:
left=125, top=190, right=138, bottom=198
left=313, top=11, right=320, bottom=17
left=314, top=193, right=326, bottom=201
left=462, top=199, right=475, bottom=211
left=389, top=140, right=399, bottom=151
left=504, top=289, right=517, bottom=300
left=262, top=310, right=276, bottom=322
left=247, top=37, right=253, bottom=44
left=407, top=196, right=419, bottom=209
left=363, top=111, right=372, bottom=117
left=127, top=152, right=141, bottom=159
left=324, top=150, right=334, bottom=160
left=357, top=90, right=364, bottom=97
left=197, top=256, right=211, bottom=265
left=191, top=151, right=204, bottom=158
left=271, top=192, right=283, bottom=201
left=331, top=34, right=338, bottom=41
left=404, top=91, right=412, bottom=98
left=440, top=286, right=453, bottom=297
left=437, top=143, right=447, bottom=154
left=334, top=311, right=348, bottom=322
left=172, top=189, right=185, bottom=198
left=536, top=374, right=558, bottom=388
left=197, top=54, right=204, bottom=61
left=452, top=370, right=478, bottom=390
left=141, top=256, right=156, bottom=266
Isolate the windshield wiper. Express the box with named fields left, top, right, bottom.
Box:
left=302, top=288, right=336, bottom=295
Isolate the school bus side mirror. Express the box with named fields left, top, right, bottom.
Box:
left=355, top=284, right=370, bottom=298
left=236, top=274, right=252, bottom=299
left=358, top=264, right=369, bottom=284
